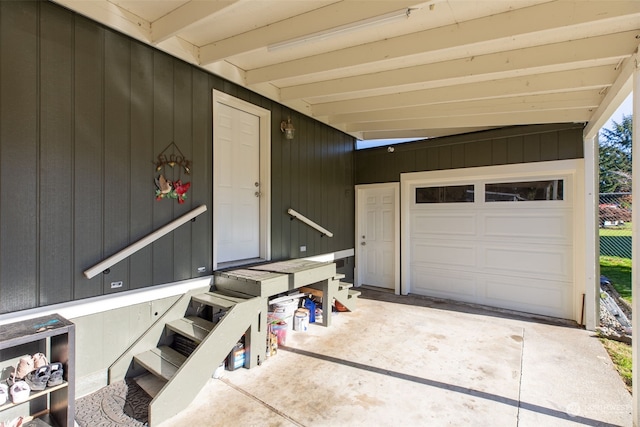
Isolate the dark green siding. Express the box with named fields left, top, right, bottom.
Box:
left=355, top=124, right=584, bottom=185
left=0, top=1, right=355, bottom=314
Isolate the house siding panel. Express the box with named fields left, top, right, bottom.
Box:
left=0, top=0, right=39, bottom=312
left=129, top=41, right=154, bottom=290
left=0, top=1, right=355, bottom=315
left=355, top=124, right=584, bottom=185
left=72, top=14, right=104, bottom=301
left=103, top=30, right=131, bottom=295
left=39, top=1, right=74, bottom=305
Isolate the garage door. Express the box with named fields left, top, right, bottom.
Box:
left=402, top=161, right=581, bottom=319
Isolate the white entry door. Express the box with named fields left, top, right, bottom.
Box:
left=356, top=183, right=399, bottom=292
left=213, top=91, right=271, bottom=266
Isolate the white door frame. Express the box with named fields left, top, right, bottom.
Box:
left=355, top=183, right=400, bottom=295
left=212, top=90, right=271, bottom=269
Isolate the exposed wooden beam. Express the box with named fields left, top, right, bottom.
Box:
left=199, top=1, right=416, bottom=65
left=360, top=127, right=494, bottom=141
left=247, top=2, right=640, bottom=84
left=584, top=49, right=638, bottom=139
left=280, top=31, right=638, bottom=101
left=313, top=66, right=616, bottom=116
left=329, top=90, right=602, bottom=124
left=51, top=0, right=150, bottom=41
left=346, top=109, right=591, bottom=132
left=151, top=1, right=239, bottom=44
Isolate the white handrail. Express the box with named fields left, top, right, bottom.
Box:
left=287, top=208, right=333, bottom=237
left=84, top=204, right=208, bottom=279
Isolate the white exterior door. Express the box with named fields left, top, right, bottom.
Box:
left=213, top=91, right=271, bottom=267
left=356, top=183, right=399, bottom=293
left=401, top=160, right=584, bottom=321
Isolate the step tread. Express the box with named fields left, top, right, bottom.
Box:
left=133, top=373, right=166, bottom=398
left=348, top=289, right=361, bottom=298
left=334, top=273, right=346, bottom=280
left=213, top=288, right=257, bottom=300
left=192, top=292, right=238, bottom=309
left=339, top=282, right=353, bottom=290
left=166, top=316, right=215, bottom=343
left=134, top=346, right=187, bottom=381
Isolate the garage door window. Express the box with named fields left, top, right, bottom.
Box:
left=416, top=185, right=474, bottom=203
left=485, top=180, right=563, bottom=202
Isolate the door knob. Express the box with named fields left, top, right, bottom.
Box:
left=361, top=241, right=366, bottom=246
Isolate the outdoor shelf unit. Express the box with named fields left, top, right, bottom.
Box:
left=0, top=314, right=75, bottom=427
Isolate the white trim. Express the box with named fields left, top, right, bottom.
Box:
left=304, top=248, right=354, bottom=263
left=401, top=159, right=585, bottom=322
left=211, top=90, right=271, bottom=269
left=0, top=276, right=213, bottom=326
left=355, top=182, right=401, bottom=295
left=631, top=58, right=638, bottom=427
left=582, top=135, right=599, bottom=330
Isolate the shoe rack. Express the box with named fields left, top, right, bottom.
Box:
left=0, top=314, right=75, bottom=427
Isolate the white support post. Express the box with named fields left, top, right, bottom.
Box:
left=632, top=56, right=639, bottom=427
left=583, top=135, right=599, bottom=330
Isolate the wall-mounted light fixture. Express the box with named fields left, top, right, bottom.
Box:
left=281, top=117, right=295, bottom=140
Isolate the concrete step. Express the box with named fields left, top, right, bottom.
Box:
left=134, top=345, right=187, bottom=381
left=166, top=316, right=215, bottom=344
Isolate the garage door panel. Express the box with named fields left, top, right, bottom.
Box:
left=405, top=162, right=577, bottom=320
left=411, top=212, right=476, bottom=237
left=482, top=210, right=571, bottom=242
left=412, top=266, right=477, bottom=301
left=482, top=244, right=571, bottom=281
left=480, top=276, right=573, bottom=318
left=412, top=240, right=476, bottom=268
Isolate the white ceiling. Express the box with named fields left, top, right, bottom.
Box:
left=52, top=0, right=640, bottom=141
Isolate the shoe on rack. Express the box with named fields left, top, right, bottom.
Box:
left=0, top=383, right=8, bottom=405
left=47, top=363, right=64, bottom=387
left=9, top=381, right=30, bottom=404
left=32, top=353, right=48, bottom=370
left=7, top=356, right=35, bottom=387
left=24, top=365, right=50, bottom=391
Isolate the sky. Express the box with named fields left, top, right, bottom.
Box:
left=357, top=93, right=634, bottom=149
left=605, top=93, right=633, bottom=129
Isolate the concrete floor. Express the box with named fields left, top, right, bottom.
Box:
left=157, top=288, right=632, bottom=427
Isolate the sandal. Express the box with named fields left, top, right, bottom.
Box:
left=47, top=363, right=64, bottom=387
left=9, top=381, right=30, bottom=404
left=24, top=365, right=50, bottom=391
left=32, top=353, right=48, bottom=370
left=7, top=356, right=34, bottom=387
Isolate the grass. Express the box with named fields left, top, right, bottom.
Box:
left=599, top=225, right=632, bottom=236
left=599, top=337, right=632, bottom=393
left=599, top=256, right=632, bottom=303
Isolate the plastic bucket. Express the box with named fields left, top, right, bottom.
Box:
left=271, top=298, right=299, bottom=330
left=293, top=310, right=309, bottom=332
left=270, top=321, right=287, bottom=346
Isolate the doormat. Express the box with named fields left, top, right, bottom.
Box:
left=75, top=379, right=150, bottom=427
